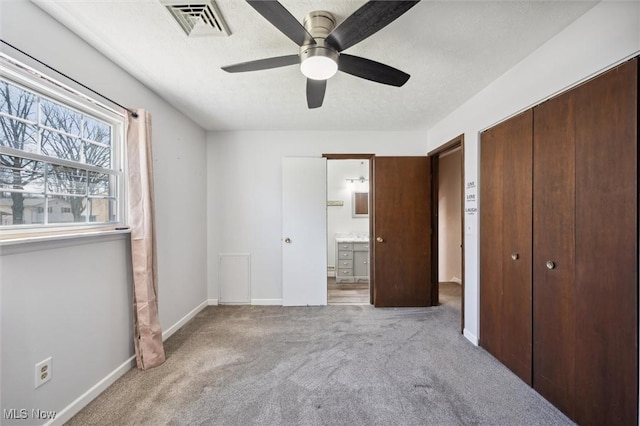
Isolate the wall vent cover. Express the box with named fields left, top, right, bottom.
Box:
left=162, top=0, right=231, bottom=37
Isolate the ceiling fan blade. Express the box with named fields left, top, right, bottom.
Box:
left=326, top=1, right=420, bottom=52
left=246, top=1, right=316, bottom=47
left=306, top=79, right=326, bottom=109
left=221, top=55, right=299, bottom=73
left=339, top=54, right=410, bottom=87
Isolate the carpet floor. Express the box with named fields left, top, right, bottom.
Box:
left=67, top=284, right=573, bottom=425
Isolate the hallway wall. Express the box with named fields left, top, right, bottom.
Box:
left=438, top=149, right=462, bottom=283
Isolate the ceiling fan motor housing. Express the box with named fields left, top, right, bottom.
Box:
left=303, top=11, right=336, bottom=40
left=300, top=11, right=339, bottom=69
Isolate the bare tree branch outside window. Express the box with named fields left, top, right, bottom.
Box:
left=0, top=82, right=39, bottom=224
left=0, top=79, right=118, bottom=227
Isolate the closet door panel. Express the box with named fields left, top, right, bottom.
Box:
left=479, top=122, right=505, bottom=360
left=532, top=91, right=576, bottom=418
left=573, top=58, right=638, bottom=426
left=501, top=110, right=533, bottom=385
left=480, top=110, right=533, bottom=383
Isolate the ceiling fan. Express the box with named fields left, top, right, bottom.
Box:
left=221, top=1, right=420, bottom=109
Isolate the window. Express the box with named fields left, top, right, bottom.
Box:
left=0, top=56, right=125, bottom=235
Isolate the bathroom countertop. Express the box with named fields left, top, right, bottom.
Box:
left=335, top=234, right=369, bottom=243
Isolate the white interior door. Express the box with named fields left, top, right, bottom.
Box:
left=282, top=157, right=327, bottom=306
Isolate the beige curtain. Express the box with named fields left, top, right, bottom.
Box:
left=126, top=109, right=166, bottom=369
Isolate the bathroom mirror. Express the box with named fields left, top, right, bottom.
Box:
left=352, top=192, right=369, bottom=218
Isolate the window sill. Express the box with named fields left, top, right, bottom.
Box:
left=0, top=226, right=131, bottom=253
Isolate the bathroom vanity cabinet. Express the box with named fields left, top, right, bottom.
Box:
left=335, top=237, right=370, bottom=283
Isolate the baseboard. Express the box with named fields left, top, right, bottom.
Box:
left=48, top=300, right=208, bottom=425
left=46, top=356, right=136, bottom=426
left=463, top=328, right=479, bottom=346
left=450, top=277, right=462, bottom=284
left=219, top=301, right=250, bottom=305
left=162, top=300, right=208, bottom=341
left=207, top=298, right=219, bottom=306
left=251, top=299, right=282, bottom=306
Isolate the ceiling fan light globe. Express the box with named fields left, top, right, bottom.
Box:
left=300, top=46, right=339, bottom=80
left=301, top=56, right=338, bottom=80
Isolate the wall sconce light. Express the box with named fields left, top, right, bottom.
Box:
left=346, top=176, right=368, bottom=184
left=346, top=176, right=369, bottom=193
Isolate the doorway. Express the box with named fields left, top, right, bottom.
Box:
left=326, top=158, right=371, bottom=305
left=429, top=135, right=465, bottom=332
left=284, top=154, right=435, bottom=307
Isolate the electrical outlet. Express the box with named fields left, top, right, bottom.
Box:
left=35, top=357, right=52, bottom=389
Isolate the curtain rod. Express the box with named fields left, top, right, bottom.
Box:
left=0, top=39, right=138, bottom=118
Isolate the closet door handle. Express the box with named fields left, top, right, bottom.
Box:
left=376, top=237, right=384, bottom=243
left=546, top=260, right=556, bottom=270
left=511, top=252, right=519, bottom=260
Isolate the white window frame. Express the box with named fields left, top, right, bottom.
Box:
left=0, top=53, right=126, bottom=239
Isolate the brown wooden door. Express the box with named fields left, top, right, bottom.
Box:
left=533, top=90, right=577, bottom=418
left=500, top=110, right=533, bottom=385
left=573, top=58, right=638, bottom=426
left=480, top=110, right=533, bottom=385
left=479, top=120, right=505, bottom=360
left=373, top=157, right=432, bottom=307
left=533, top=58, right=638, bottom=425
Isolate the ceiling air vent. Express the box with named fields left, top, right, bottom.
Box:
left=162, top=0, right=231, bottom=37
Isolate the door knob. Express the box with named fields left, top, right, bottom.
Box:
left=376, top=237, right=384, bottom=243
left=284, top=237, right=291, bottom=244
left=511, top=252, right=519, bottom=260
left=546, top=260, right=556, bottom=270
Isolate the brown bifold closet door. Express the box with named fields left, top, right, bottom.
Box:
left=481, top=57, right=638, bottom=424
left=479, top=117, right=505, bottom=360
left=480, top=110, right=533, bottom=385
left=532, top=86, right=577, bottom=418
left=572, top=58, right=638, bottom=426
left=533, top=58, right=638, bottom=425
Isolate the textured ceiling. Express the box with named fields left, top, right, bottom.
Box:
left=33, top=0, right=598, bottom=131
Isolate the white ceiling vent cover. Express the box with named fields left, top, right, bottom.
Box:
left=162, top=0, right=231, bottom=37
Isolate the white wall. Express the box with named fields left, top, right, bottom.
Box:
left=327, top=159, right=370, bottom=270
left=207, top=132, right=427, bottom=303
left=0, top=236, right=133, bottom=424
left=426, top=1, right=640, bottom=345
left=0, top=1, right=208, bottom=423
left=438, top=149, right=462, bottom=283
